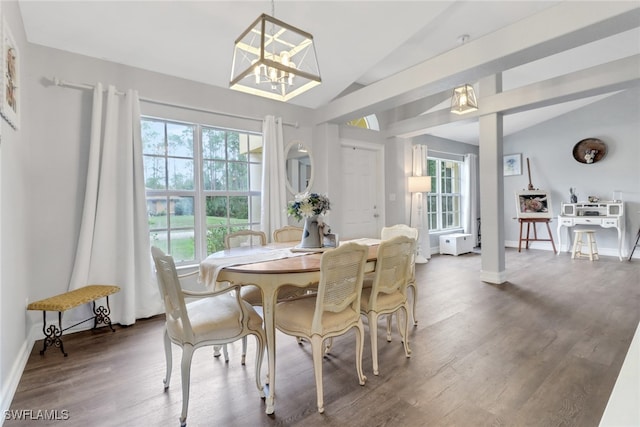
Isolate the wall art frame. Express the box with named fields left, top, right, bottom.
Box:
left=503, top=153, right=522, bottom=176
left=1, top=18, right=19, bottom=130
left=515, top=190, right=553, bottom=219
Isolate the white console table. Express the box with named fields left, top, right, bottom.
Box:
left=557, top=202, right=625, bottom=260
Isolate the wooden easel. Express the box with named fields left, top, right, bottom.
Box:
left=526, top=158, right=535, bottom=190
left=517, top=158, right=557, bottom=254
left=518, top=218, right=557, bottom=254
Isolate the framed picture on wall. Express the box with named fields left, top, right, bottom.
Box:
left=1, top=18, right=19, bottom=130
left=503, top=153, right=522, bottom=176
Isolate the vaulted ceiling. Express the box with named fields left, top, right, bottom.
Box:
left=19, top=1, right=640, bottom=144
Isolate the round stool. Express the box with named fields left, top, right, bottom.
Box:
left=572, top=230, right=599, bottom=261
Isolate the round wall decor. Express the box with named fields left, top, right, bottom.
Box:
left=573, top=138, right=607, bottom=164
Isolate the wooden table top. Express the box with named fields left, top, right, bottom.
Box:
left=218, top=242, right=379, bottom=274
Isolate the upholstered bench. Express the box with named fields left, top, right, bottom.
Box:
left=27, top=285, right=121, bottom=356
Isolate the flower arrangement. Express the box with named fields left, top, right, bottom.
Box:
left=287, top=192, right=331, bottom=221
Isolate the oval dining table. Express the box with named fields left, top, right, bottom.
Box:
left=199, top=241, right=379, bottom=415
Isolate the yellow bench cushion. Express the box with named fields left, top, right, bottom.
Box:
left=27, top=285, right=121, bottom=312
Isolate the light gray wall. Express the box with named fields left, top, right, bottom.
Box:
left=503, top=89, right=640, bottom=256
left=411, top=135, right=480, bottom=252
left=1, top=0, right=30, bottom=414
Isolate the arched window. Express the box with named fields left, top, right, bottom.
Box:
left=346, top=114, right=379, bottom=131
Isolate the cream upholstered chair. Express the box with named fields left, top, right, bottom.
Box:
left=380, top=224, right=419, bottom=326
left=221, top=230, right=267, bottom=361
left=224, top=229, right=269, bottom=305
left=274, top=225, right=318, bottom=304
left=360, top=235, right=415, bottom=375
left=151, top=247, right=265, bottom=427
left=273, top=225, right=304, bottom=243
left=275, top=242, right=369, bottom=413
left=224, top=229, right=267, bottom=249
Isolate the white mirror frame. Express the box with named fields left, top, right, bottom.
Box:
left=284, top=140, right=314, bottom=195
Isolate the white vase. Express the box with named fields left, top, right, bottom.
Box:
left=300, top=215, right=322, bottom=248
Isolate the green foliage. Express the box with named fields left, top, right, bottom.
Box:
left=206, top=197, right=227, bottom=217
left=206, top=227, right=226, bottom=254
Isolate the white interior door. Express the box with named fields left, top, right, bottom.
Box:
left=339, top=142, right=384, bottom=239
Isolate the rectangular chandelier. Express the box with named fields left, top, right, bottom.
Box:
left=450, top=84, right=478, bottom=114
left=230, top=13, right=321, bottom=102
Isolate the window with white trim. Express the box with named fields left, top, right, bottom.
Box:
left=142, top=117, right=262, bottom=264
left=426, top=158, right=462, bottom=231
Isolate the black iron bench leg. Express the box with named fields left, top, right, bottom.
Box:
left=40, top=311, right=67, bottom=357
left=93, top=296, right=115, bottom=332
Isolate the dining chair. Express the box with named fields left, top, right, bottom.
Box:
left=221, top=230, right=267, bottom=362
left=273, top=225, right=318, bottom=305
left=224, top=229, right=267, bottom=249
left=360, top=235, right=414, bottom=375
left=151, top=247, right=265, bottom=427
left=380, top=224, right=419, bottom=326
left=274, top=242, right=369, bottom=413
left=273, top=225, right=304, bottom=243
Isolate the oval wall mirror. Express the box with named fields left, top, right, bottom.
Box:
left=285, top=141, right=313, bottom=194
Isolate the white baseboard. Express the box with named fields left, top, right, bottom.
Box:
left=480, top=269, right=508, bottom=284
left=504, top=240, right=634, bottom=258
left=0, top=326, right=36, bottom=425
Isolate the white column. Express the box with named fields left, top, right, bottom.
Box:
left=479, top=74, right=507, bottom=284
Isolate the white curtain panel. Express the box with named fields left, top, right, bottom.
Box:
left=68, top=84, right=162, bottom=326
left=462, top=153, right=479, bottom=246
left=260, top=115, right=287, bottom=241
left=410, top=144, right=431, bottom=261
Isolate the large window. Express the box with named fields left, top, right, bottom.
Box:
left=426, top=158, right=462, bottom=232
left=142, top=118, right=262, bottom=264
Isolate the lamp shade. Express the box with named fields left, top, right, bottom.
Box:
left=408, top=176, right=431, bottom=193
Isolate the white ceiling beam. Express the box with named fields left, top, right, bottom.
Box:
left=315, top=2, right=640, bottom=125
left=387, top=55, right=640, bottom=139
left=385, top=90, right=451, bottom=123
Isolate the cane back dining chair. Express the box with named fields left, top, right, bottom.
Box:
left=273, top=225, right=304, bottom=243
left=380, top=224, right=419, bottom=325
left=360, top=235, right=415, bottom=375
left=273, top=225, right=319, bottom=305
left=216, top=230, right=268, bottom=362
left=224, top=229, right=267, bottom=249
left=151, top=247, right=265, bottom=426
left=274, top=242, right=369, bottom=413
left=223, top=230, right=268, bottom=304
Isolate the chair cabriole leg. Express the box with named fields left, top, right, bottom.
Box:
left=311, top=335, right=325, bottom=413
left=368, top=312, right=380, bottom=376
left=179, top=345, right=194, bottom=427
left=253, top=333, right=266, bottom=398
left=355, top=321, right=367, bottom=386
left=163, top=329, right=172, bottom=390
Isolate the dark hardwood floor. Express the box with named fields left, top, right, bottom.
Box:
left=6, top=249, right=639, bottom=426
